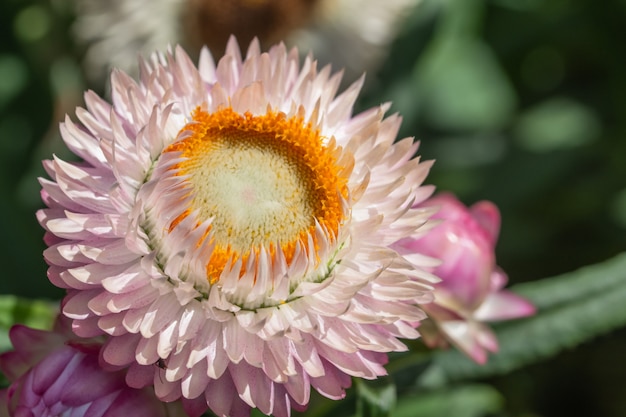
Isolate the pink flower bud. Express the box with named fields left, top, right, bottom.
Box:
left=394, top=193, right=535, bottom=364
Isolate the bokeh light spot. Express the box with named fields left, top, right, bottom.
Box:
left=514, top=97, right=601, bottom=152
left=14, top=5, right=51, bottom=42
left=0, top=55, right=28, bottom=110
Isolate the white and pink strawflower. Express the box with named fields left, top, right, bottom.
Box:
left=0, top=318, right=184, bottom=417
left=394, top=193, right=536, bottom=364
left=37, top=38, right=437, bottom=417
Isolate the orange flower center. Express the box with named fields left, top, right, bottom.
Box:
left=164, top=107, right=348, bottom=284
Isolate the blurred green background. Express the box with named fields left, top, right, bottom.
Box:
left=0, top=0, right=625, bottom=416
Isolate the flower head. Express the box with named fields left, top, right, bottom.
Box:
left=74, top=0, right=319, bottom=85
left=37, top=39, right=436, bottom=416
left=73, top=0, right=422, bottom=85
left=394, top=193, right=535, bottom=364
left=0, top=319, right=183, bottom=417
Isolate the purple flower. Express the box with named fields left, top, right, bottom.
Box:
left=0, top=318, right=184, bottom=417
left=394, top=193, right=535, bottom=364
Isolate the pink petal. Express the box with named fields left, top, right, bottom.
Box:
left=475, top=290, right=536, bottom=322
left=469, top=200, right=501, bottom=245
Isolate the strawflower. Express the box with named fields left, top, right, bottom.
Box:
left=72, top=0, right=422, bottom=85
left=0, top=318, right=184, bottom=417
left=37, top=39, right=437, bottom=416
left=394, top=193, right=535, bottom=364
left=73, top=0, right=316, bottom=84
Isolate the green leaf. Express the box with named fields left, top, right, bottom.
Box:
left=512, top=252, right=626, bottom=310
left=249, top=409, right=267, bottom=417
left=0, top=296, right=57, bottom=351
left=417, top=253, right=626, bottom=387
left=412, top=0, right=517, bottom=132
left=355, top=377, right=397, bottom=417
left=416, top=37, right=517, bottom=132
left=393, top=385, right=503, bottom=417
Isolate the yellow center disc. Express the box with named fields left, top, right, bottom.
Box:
left=164, top=107, right=348, bottom=283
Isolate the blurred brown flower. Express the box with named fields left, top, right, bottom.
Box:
left=72, top=0, right=422, bottom=86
